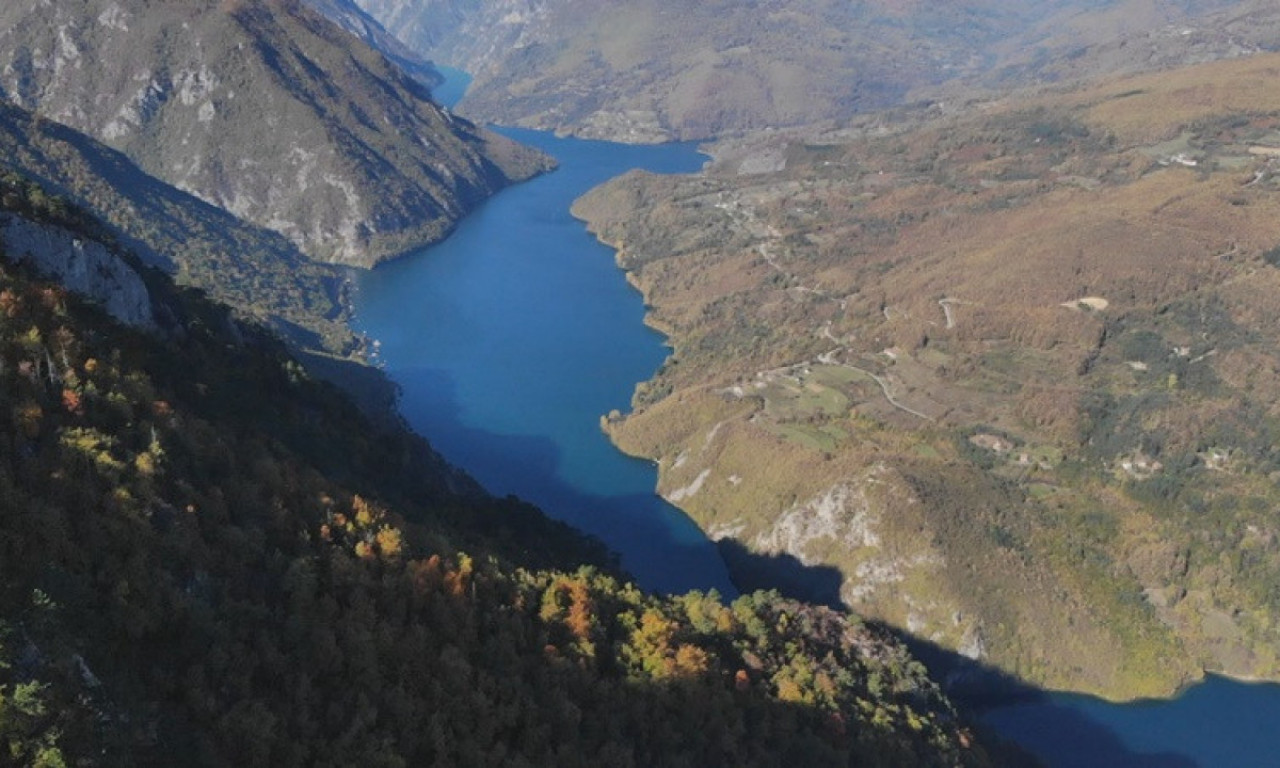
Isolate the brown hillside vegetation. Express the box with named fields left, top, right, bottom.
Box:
left=575, top=51, right=1280, bottom=699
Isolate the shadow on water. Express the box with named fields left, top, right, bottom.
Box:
left=371, top=343, right=1213, bottom=768
left=393, top=365, right=736, bottom=597
left=979, top=704, right=1200, bottom=768
left=296, top=348, right=403, bottom=428
left=379, top=356, right=1200, bottom=768
left=707, top=535, right=1205, bottom=768
left=361, top=67, right=1252, bottom=767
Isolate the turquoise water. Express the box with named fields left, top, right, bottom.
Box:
left=983, top=675, right=1280, bottom=767
left=352, top=122, right=736, bottom=596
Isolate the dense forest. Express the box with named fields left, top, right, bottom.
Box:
left=0, top=175, right=1000, bottom=765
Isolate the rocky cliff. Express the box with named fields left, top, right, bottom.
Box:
left=0, top=0, right=552, bottom=267
left=0, top=212, right=153, bottom=328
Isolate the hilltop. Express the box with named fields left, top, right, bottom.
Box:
left=575, top=51, right=1280, bottom=699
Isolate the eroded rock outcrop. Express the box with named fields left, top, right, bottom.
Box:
left=1, top=213, right=152, bottom=328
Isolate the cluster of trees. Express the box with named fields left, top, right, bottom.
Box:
left=0, top=180, right=998, bottom=766
left=0, top=171, right=111, bottom=243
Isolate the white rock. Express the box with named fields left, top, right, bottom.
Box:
left=1, top=213, right=153, bottom=328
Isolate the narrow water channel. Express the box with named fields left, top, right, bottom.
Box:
left=352, top=114, right=735, bottom=595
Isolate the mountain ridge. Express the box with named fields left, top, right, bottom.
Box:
left=0, top=97, right=355, bottom=353
left=357, top=0, right=1280, bottom=143
left=303, top=0, right=445, bottom=89
left=0, top=0, right=551, bottom=268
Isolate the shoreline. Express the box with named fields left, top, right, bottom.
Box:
left=567, top=173, right=1280, bottom=709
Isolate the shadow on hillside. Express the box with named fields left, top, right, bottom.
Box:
left=708, top=537, right=1202, bottom=768
left=297, top=349, right=404, bottom=428
left=20, top=114, right=220, bottom=270
left=5, top=104, right=326, bottom=279
left=715, top=539, right=846, bottom=609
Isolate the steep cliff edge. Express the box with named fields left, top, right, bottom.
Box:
left=0, top=0, right=552, bottom=267
left=0, top=212, right=153, bottom=329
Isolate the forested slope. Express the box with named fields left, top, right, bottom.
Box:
left=0, top=177, right=998, bottom=766
left=0, top=99, right=354, bottom=354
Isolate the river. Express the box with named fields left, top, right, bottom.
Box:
left=352, top=68, right=1280, bottom=767
left=353, top=73, right=734, bottom=597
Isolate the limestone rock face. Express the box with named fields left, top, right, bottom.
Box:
left=1, top=213, right=153, bottom=329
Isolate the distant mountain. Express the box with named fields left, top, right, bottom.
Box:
left=355, top=0, right=1271, bottom=142
left=0, top=0, right=552, bottom=267
left=357, top=0, right=1023, bottom=141
left=303, top=0, right=444, bottom=89
left=940, top=0, right=1280, bottom=100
